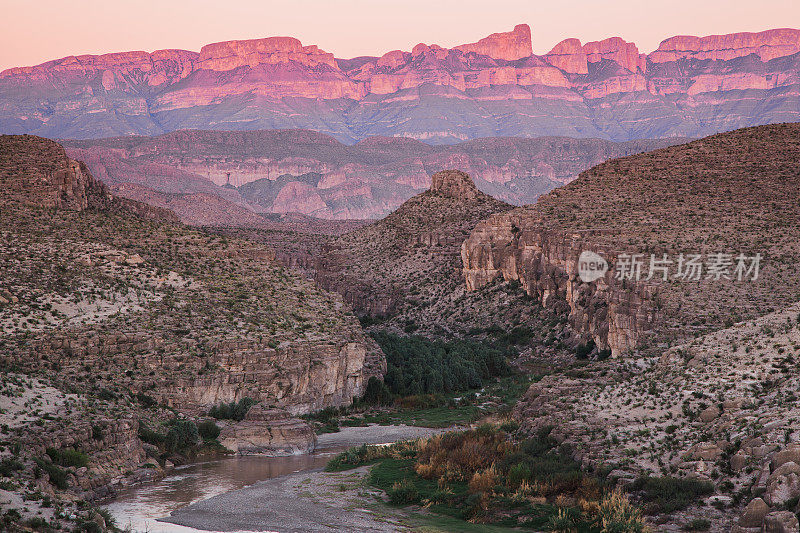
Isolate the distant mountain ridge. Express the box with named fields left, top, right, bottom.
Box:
left=63, top=129, right=680, bottom=220
left=1, top=25, right=799, bottom=142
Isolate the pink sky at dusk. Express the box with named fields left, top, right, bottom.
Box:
left=1, top=0, right=799, bottom=71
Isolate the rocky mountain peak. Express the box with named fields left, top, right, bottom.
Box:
left=429, top=169, right=479, bottom=200
left=454, top=24, right=532, bottom=60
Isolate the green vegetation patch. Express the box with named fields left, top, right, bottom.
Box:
left=372, top=332, right=512, bottom=396
left=208, top=397, right=256, bottom=421
left=45, top=447, right=88, bottom=468
left=629, top=476, right=714, bottom=514
left=326, top=426, right=648, bottom=531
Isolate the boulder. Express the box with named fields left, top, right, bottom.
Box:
left=731, top=450, right=749, bottom=472
left=763, top=511, right=800, bottom=533
left=739, top=497, right=769, bottom=528
left=219, top=406, right=316, bottom=456
left=699, top=405, right=721, bottom=422
left=125, top=254, right=145, bottom=266
left=773, top=444, right=800, bottom=469
left=690, top=442, right=723, bottom=461
left=766, top=461, right=800, bottom=506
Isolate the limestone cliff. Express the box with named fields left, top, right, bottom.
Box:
left=3, top=26, right=800, bottom=142
left=462, top=221, right=658, bottom=356
left=26, top=332, right=382, bottom=416
left=462, top=123, right=800, bottom=357
left=1, top=135, right=386, bottom=469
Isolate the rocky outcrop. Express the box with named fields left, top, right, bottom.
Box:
left=218, top=406, right=316, bottom=456
left=0, top=134, right=178, bottom=222
left=762, top=512, right=800, bottom=533
left=765, top=462, right=800, bottom=507
left=650, top=29, right=800, bottom=63
left=430, top=169, right=479, bottom=200
left=2, top=26, right=799, bottom=142
left=462, top=220, right=659, bottom=356
left=24, top=416, right=146, bottom=497
left=26, top=332, right=382, bottom=416
left=287, top=171, right=513, bottom=324
left=454, top=24, right=533, bottom=61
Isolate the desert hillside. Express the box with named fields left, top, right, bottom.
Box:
left=464, top=123, right=800, bottom=355
left=0, top=134, right=383, bottom=524
left=458, top=123, right=800, bottom=531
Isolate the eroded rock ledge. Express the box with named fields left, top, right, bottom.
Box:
left=461, top=213, right=659, bottom=356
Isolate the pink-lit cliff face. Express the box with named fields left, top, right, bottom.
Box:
left=2, top=0, right=798, bottom=72
left=1, top=24, right=799, bottom=141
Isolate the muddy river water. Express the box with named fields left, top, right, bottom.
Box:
left=106, top=449, right=345, bottom=533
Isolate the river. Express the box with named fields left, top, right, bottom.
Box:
left=106, top=449, right=344, bottom=533
left=105, top=424, right=452, bottom=533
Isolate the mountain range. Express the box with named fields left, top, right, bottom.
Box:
left=62, top=130, right=679, bottom=220
left=1, top=25, right=799, bottom=142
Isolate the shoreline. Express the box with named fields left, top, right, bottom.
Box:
left=115, top=424, right=458, bottom=533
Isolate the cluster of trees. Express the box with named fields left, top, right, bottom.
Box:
left=371, top=332, right=511, bottom=397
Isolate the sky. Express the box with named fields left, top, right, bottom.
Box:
left=1, top=0, right=799, bottom=71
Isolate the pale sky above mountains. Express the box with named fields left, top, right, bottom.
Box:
left=1, top=0, right=798, bottom=71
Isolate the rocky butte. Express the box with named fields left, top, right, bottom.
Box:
left=1, top=25, right=798, bottom=141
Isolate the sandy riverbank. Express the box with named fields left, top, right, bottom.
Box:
left=315, top=423, right=455, bottom=450
left=161, top=424, right=456, bottom=532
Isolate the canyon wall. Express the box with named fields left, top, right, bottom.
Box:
left=461, top=215, right=659, bottom=356
left=1, top=26, right=798, bottom=142
left=62, top=131, right=678, bottom=220
left=22, top=328, right=384, bottom=416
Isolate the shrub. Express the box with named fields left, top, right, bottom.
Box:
left=629, top=476, right=714, bottom=513
left=388, top=478, right=419, bottom=505
left=138, top=423, right=166, bottom=446
left=360, top=377, right=393, bottom=406
left=0, top=458, right=23, bottom=477
left=575, top=339, right=596, bottom=359
left=499, top=419, right=520, bottom=433
left=197, top=420, right=221, bottom=441
left=46, top=447, right=88, bottom=468
left=33, top=459, right=68, bottom=490
left=684, top=518, right=711, bottom=531
left=135, top=392, right=158, bottom=408
left=468, top=464, right=498, bottom=494
left=208, top=398, right=256, bottom=421
left=590, top=489, right=648, bottom=532
left=326, top=441, right=421, bottom=472
left=547, top=508, right=578, bottom=532
left=164, top=420, right=199, bottom=453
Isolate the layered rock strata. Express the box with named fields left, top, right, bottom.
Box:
left=2, top=26, right=799, bottom=142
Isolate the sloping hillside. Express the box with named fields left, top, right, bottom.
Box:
left=459, top=123, right=800, bottom=530
left=0, top=135, right=384, bottom=525
left=463, top=123, right=800, bottom=355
